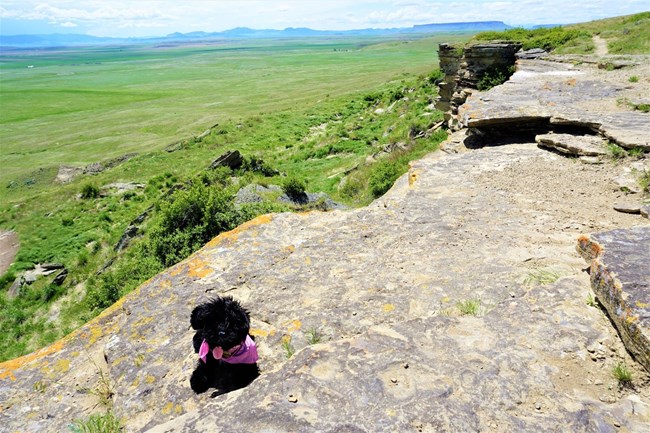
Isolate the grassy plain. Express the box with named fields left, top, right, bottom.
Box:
left=1, top=35, right=466, bottom=191
left=0, top=33, right=469, bottom=360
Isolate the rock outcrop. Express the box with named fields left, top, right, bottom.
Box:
left=458, top=59, right=650, bottom=150
left=577, top=227, right=650, bottom=371
left=435, top=42, right=520, bottom=129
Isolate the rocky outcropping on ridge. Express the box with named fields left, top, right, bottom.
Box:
left=1, top=55, right=649, bottom=433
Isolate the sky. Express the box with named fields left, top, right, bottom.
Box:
left=1, top=0, right=648, bottom=37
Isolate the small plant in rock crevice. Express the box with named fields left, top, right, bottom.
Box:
left=456, top=298, right=481, bottom=316
left=281, top=335, right=296, bottom=359
left=612, top=362, right=633, bottom=386
left=306, top=327, right=323, bottom=345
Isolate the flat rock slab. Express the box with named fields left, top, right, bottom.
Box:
left=536, top=133, right=607, bottom=156
left=577, top=227, right=650, bottom=372
left=459, top=59, right=650, bottom=150
left=2, top=144, right=648, bottom=433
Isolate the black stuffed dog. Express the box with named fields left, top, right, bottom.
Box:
left=189, top=296, right=260, bottom=395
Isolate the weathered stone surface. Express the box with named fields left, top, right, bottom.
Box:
left=642, top=205, right=650, bottom=219
left=536, top=133, right=607, bottom=156
left=2, top=143, right=648, bottom=433
left=52, top=268, right=68, bottom=286
left=516, top=48, right=549, bottom=59
left=459, top=59, right=650, bottom=150
left=577, top=227, right=650, bottom=372
left=613, top=202, right=642, bottom=214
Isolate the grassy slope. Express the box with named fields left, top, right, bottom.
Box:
left=471, top=11, right=650, bottom=54
left=0, top=36, right=461, bottom=191
left=0, top=33, right=468, bottom=361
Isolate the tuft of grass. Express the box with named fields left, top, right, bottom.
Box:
left=524, top=268, right=562, bottom=286
left=638, top=170, right=650, bottom=193
left=607, top=142, right=628, bottom=160
left=69, top=412, right=123, bottom=433
left=628, top=75, right=639, bottom=83
left=456, top=299, right=481, bottom=316
left=281, top=335, right=296, bottom=359
left=305, top=327, right=323, bottom=345
left=586, top=293, right=597, bottom=307
left=612, top=362, right=633, bottom=386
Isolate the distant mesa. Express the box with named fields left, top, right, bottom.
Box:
left=0, top=21, right=511, bottom=49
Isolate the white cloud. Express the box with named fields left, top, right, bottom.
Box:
left=60, top=20, right=77, bottom=27
left=1, top=0, right=648, bottom=37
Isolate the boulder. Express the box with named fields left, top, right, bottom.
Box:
left=536, top=133, right=607, bottom=156
left=52, top=269, right=68, bottom=286
left=577, top=227, right=650, bottom=372
left=209, top=150, right=243, bottom=170
left=613, top=202, right=642, bottom=214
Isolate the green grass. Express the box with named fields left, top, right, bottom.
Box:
left=456, top=299, right=481, bottom=316
left=524, top=268, right=562, bottom=286
left=612, top=362, right=633, bottom=386
left=0, top=34, right=457, bottom=361
left=472, top=12, right=650, bottom=55
left=0, top=35, right=464, bottom=192
left=306, top=327, right=323, bottom=345
left=69, top=412, right=123, bottom=433
left=281, top=336, right=296, bottom=359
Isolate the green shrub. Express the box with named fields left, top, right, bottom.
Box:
left=629, top=76, right=639, bottom=83
left=282, top=176, right=307, bottom=199
left=81, top=183, right=100, bottom=199
left=0, top=271, right=16, bottom=290
left=368, top=160, right=405, bottom=198
left=477, top=66, right=516, bottom=91
left=474, top=27, right=591, bottom=52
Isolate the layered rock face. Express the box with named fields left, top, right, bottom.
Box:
left=578, top=227, right=650, bottom=371
left=435, top=42, right=520, bottom=129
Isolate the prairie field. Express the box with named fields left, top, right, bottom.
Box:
left=0, top=35, right=467, bottom=192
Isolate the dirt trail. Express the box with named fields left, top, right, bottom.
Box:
left=0, top=230, right=18, bottom=275
left=593, top=35, right=608, bottom=56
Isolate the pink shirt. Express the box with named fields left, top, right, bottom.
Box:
left=199, top=335, right=258, bottom=364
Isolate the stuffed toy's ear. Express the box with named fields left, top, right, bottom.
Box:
left=190, top=303, right=210, bottom=330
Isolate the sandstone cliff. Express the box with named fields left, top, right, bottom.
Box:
left=1, top=51, right=649, bottom=433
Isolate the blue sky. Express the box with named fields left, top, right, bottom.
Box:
left=1, top=0, right=648, bottom=37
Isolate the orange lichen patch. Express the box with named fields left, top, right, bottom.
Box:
left=565, top=78, right=577, bottom=86
left=186, top=256, right=214, bottom=279
left=169, top=264, right=185, bottom=277
left=287, top=320, right=302, bottom=332
left=205, top=214, right=274, bottom=249
left=408, top=169, right=420, bottom=186
left=145, top=374, right=156, bottom=384
left=285, top=245, right=296, bottom=254
left=0, top=337, right=70, bottom=381
left=576, top=235, right=603, bottom=261
left=54, top=359, right=70, bottom=373
left=250, top=328, right=270, bottom=338
left=383, top=303, right=396, bottom=313
left=161, top=402, right=174, bottom=415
